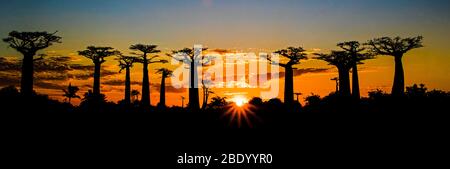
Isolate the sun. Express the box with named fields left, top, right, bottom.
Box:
left=232, top=96, right=248, bottom=107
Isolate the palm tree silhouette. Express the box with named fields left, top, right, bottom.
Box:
left=78, top=46, right=119, bottom=97
left=62, top=83, right=80, bottom=104
left=337, top=41, right=374, bottom=99
left=316, top=51, right=353, bottom=97
left=131, top=90, right=140, bottom=103
left=366, top=36, right=423, bottom=96
left=266, top=47, right=307, bottom=105
left=156, top=68, right=173, bottom=108
left=168, top=46, right=209, bottom=111
left=117, top=55, right=138, bottom=105
left=130, top=44, right=167, bottom=108
left=2, top=31, right=61, bottom=97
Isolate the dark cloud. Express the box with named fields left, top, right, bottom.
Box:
left=101, top=69, right=120, bottom=77
left=208, top=48, right=231, bottom=54
left=0, top=57, right=21, bottom=72
left=0, top=73, right=20, bottom=86
left=102, top=79, right=142, bottom=86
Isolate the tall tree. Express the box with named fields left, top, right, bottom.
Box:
left=316, top=51, right=353, bottom=97
left=2, top=31, right=61, bottom=97
left=366, top=36, right=423, bottom=96
left=78, top=46, right=119, bottom=97
left=130, top=44, right=167, bottom=108
left=156, top=68, right=173, bottom=108
left=117, top=55, right=138, bottom=105
left=337, top=41, right=373, bottom=99
left=62, top=83, right=80, bottom=104
left=201, top=79, right=214, bottom=110
left=266, top=47, right=307, bottom=105
left=168, top=47, right=208, bottom=111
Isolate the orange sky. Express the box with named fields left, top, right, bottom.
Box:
left=1, top=0, right=449, bottom=106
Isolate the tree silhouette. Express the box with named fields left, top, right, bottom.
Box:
left=316, top=51, right=353, bottom=97
left=78, top=46, right=119, bottom=97
left=131, top=90, right=140, bottom=103
left=267, top=47, right=307, bottom=105
left=62, top=83, right=80, bottom=104
left=130, top=44, right=167, bottom=108
left=117, top=55, right=138, bottom=105
left=168, top=47, right=209, bottom=111
left=366, top=36, right=423, bottom=96
left=201, top=79, right=214, bottom=110
left=2, top=31, right=61, bottom=97
left=156, top=68, right=173, bottom=108
left=208, top=96, right=228, bottom=110
left=337, top=41, right=374, bottom=99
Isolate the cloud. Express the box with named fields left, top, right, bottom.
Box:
left=0, top=73, right=20, bottom=86
left=34, top=81, right=66, bottom=90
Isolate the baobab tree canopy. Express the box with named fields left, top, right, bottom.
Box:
left=78, top=46, right=119, bottom=63
left=3, top=31, right=61, bottom=54
left=272, top=47, right=308, bottom=67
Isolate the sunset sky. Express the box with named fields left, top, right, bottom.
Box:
left=1, top=0, right=449, bottom=106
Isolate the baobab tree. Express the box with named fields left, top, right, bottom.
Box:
left=117, top=55, right=138, bottom=105
left=366, top=36, right=424, bottom=96
left=315, top=51, right=353, bottom=97
left=266, top=47, right=307, bottom=105
left=62, top=83, right=80, bottom=104
left=131, top=90, right=140, bottom=103
left=2, top=31, right=61, bottom=97
left=168, top=46, right=209, bottom=111
left=78, top=46, right=119, bottom=97
left=156, top=68, right=172, bottom=108
left=337, top=41, right=373, bottom=99
left=130, top=44, right=167, bottom=108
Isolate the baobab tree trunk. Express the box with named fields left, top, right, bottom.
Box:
left=159, top=76, right=166, bottom=107
left=352, top=64, right=360, bottom=99
left=338, top=68, right=351, bottom=97
left=141, top=57, right=150, bottom=107
left=189, top=61, right=200, bottom=111
left=124, top=67, right=131, bottom=105
left=93, top=62, right=101, bottom=96
left=20, top=53, right=35, bottom=97
left=284, top=66, right=294, bottom=105
left=392, top=55, right=405, bottom=96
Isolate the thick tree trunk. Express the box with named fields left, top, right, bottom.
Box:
left=20, top=53, right=34, bottom=97
left=284, top=66, right=294, bottom=105
left=338, top=68, right=351, bottom=97
left=352, top=64, right=360, bottom=99
left=159, top=76, right=166, bottom=107
left=141, top=55, right=151, bottom=107
left=189, top=61, right=200, bottom=111
left=392, top=55, right=405, bottom=96
left=93, top=62, right=101, bottom=96
left=124, top=67, right=131, bottom=105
